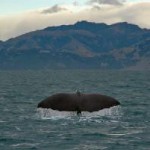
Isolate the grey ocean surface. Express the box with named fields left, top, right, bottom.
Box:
left=0, top=70, right=150, bottom=150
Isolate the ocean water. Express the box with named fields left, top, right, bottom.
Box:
left=0, top=70, right=150, bottom=150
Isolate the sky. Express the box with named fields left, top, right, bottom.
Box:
left=0, top=0, right=150, bottom=41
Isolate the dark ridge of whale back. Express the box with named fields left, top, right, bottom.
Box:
left=37, top=93, right=120, bottom=112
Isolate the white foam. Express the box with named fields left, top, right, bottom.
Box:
left=36, top=106, right=121, bottom=120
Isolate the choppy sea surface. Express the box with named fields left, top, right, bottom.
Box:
left=0, top=70, right=150, bottom=150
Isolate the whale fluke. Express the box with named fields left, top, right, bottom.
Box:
left=37, top=92, right=120, bottom=114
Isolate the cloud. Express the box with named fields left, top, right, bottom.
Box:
left=41, top=4, right=67, bottom=14
left=87, top=0, right=125, bottom=5
left=0, top=2, right=149, bottom=41
left=92, top=5, right=101, bottom=10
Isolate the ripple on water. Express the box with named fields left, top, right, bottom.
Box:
left=11, top=143, right=39, bottom=149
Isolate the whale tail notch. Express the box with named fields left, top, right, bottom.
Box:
left=76, top=90, right=81, bottom=96
left=76, top=106, right=81, bottom=116
left=75, top=90, right=82, bottom=116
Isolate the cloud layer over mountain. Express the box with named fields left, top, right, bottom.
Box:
left=0, top=1, right=149, bottom=41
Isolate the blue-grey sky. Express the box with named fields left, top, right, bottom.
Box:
left=0, top=0, right=150, bottom=40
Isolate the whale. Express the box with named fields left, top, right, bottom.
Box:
left=37, top=91, right=120, bottom=114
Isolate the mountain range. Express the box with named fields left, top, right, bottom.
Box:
left=0, top=21, right=150, bottom=70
